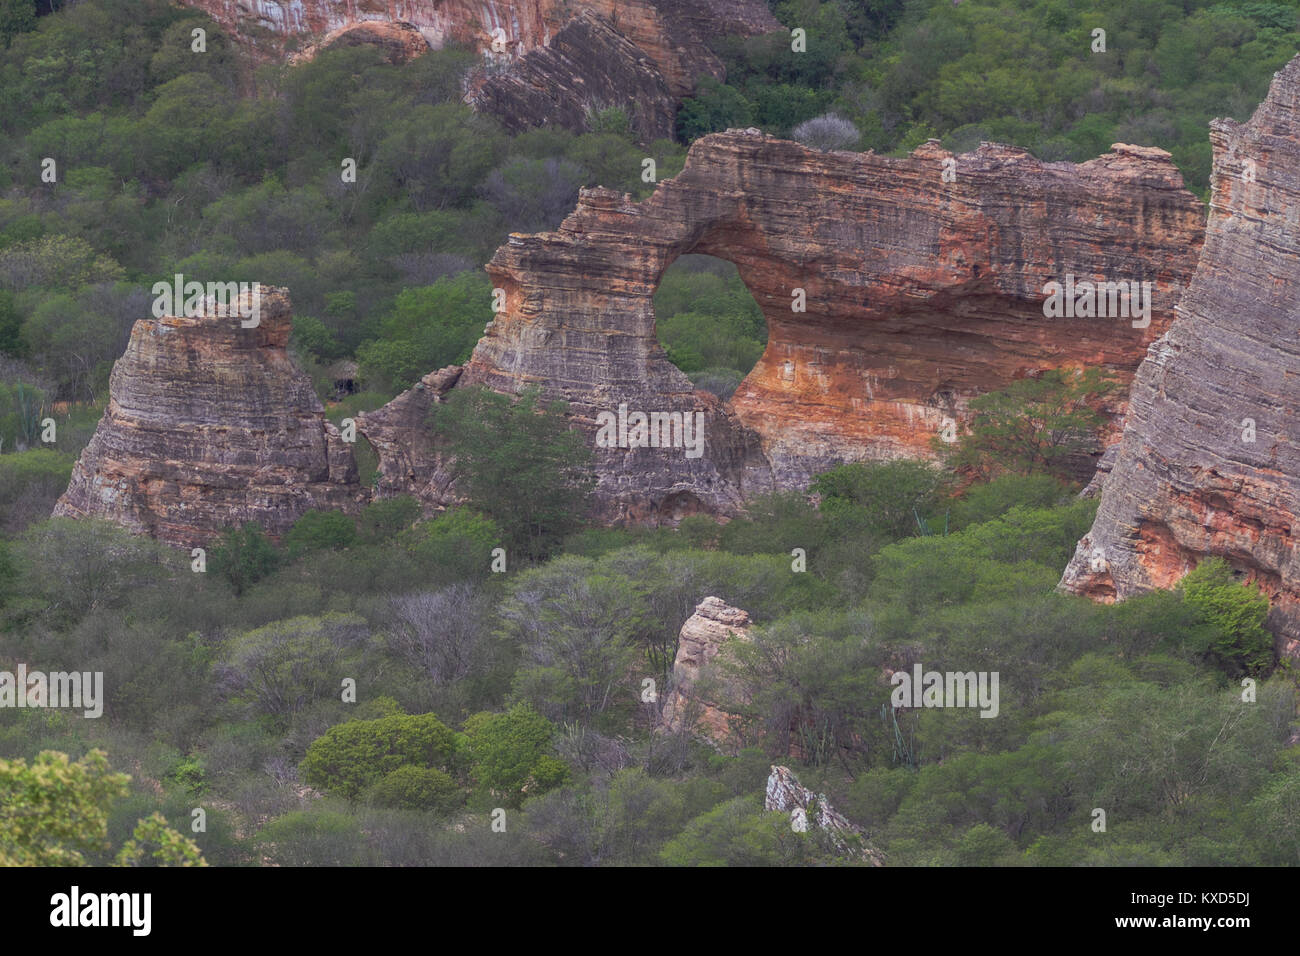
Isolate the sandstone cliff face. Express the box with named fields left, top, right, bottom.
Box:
left=354, top=365, right=462, bottom=505
left=765, top=765, right=883, bottom=864
left=181, top=0, right=567, bottom=56
left=54, top=288, right=360, bottom=548
left=1062, top=56, right=1300, bottom=659
left=658, top=596, right=751, bottom=749
left=181, top=0, right=779, bottom=141
left=468, top=12, right=679, bottom=142
left=428, top=130, right=1202, bottom=522
left=291, top=20, right=430, bottom=64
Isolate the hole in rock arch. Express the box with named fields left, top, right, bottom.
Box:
left=652, top=254, right=766, bottom=403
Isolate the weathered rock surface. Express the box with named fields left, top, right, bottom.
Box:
left=290, top=20, right=431, bottom=64
left=765, top=765, right=883, bottom=864
left=180, top=0, right=778, bottom=141
left=1062, top=56, right=1300, bottom=659
left=54, top=287, right=361, bottom=548
left=468, top=12, right=679, bottom=143
left=354, top=365, right=462, bottom=506
left=181, top=0, right=567, bottom=57
left=433, top=130, right=1203, bottom=522
left=659, top=596, right=751, bottom=749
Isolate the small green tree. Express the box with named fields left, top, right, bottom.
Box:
left=432, top=385, right=593, bottom=561
left=300, top=713, right=459, bottom=801
left=356, top=273, right=492, bottom=391
left=1179, top=558, right=1274, bottom=674
left=812, top=460, right=946, bottom=540
left=359, top=495, right=421, bottom=543
left=368, top=765, right=464, bottom=814
left=398, top=507, right=501, bottom=583
left=0, top=750, right=206, bottom=867
left=676, top=78, right=754, bottom=141
left=462, top=704, right=568, bottom=809
left=114, top=812, right=207, bottom=867
left=0, top=0, right=36, bottom=48
left=254, top=810, right=365, bottom=867
left=283, top=509, right=357, bottom=558
left=938, top=368, right=1116, bottom=483
left=659, top=796, right=812, bottom=866
left=220, top=613, right=371, bottom=722
left=209, top=522, right=279, bottom=595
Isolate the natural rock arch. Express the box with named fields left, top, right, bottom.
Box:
left=57, top=130, right=1207, bottom=545
left=437, top=130, right=1205, bottom=522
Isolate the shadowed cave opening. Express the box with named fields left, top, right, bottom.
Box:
left=653, top=254, right=766, bottom=402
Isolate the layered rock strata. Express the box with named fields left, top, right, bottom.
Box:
left=442, top=130, right=1203, bottom=522
left=354, top=365, right=462, bottom=505
left=60, top=133, right=1206, bottom=541
left=1062, top=55, right=1300, bottom=658
left=180, top=0, right=779, bottom=141
left=54, top=287, right=360, bottom=548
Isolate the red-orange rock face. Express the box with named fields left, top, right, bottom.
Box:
left=180, top=0, right=568, bottom=56
left=1062, top=55, right=1300, bottom=659
left=58, top=133, right=1205, bottom=546
left=179, top=0, right=779, bottom=141
left=54, top=288, right=361, bottom=549
left=442, top=130, right=1204, bottom=522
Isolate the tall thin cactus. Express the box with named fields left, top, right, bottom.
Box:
left=881, top=703, right=917, bottom=768
left=14, top=382, right=46, bottom=449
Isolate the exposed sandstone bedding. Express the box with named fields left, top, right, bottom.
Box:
left=59, top=133, right=1205, bottom=542
left=1062, top=55, right=1300, bottom=658
left=180, top=0, right=779, bottom=141
left=181, top=0, right=570, bottom=57
left=354, top=365, right=462, bottom=505
left=438, top=130, right=1203, bottom=522
left=54, top=288, right=361, bottom=548
left=468, top=12, right=680, bottom=142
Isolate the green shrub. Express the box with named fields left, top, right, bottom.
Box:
left=255, top=810, right=366, bottom=866
left=1179, top=558, right=1275, bottom=674
left=209, top=522, right=279, bottom=595
left=462, top=704, right=568, bottom=808
left=359, top=495, right=421, bottom=543
left=398, top=507, right=501, bottom=583
left=367, top=765, right=463, bottom=814
left=284, top=509, right=357, bottom=557
left=300, top=713, right=459, bottom=800
left=812, top=460, right=946, bottom=541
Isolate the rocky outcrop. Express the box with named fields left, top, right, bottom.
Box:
left=59, top=129, right=1206, bottom=544
left=354, top=365, right=462, bottom=505
left=427, top=130, right=1202, bottom=522
left=468, top=12, right=680, bottom=143
left=765, top=765, right=883, bottom=864
left=467, top=0, right=778, bottom=142
left=290, top=20, right=431, bottom=65
left=180, top=0, right=779, bottom=142
left=659, top=597, right=751, bottom=749
left=180, top=0, right=568, bottom=58
left=1062, top=56, right=1300, bottom=659
left=54, top=287, right=361, bottom=548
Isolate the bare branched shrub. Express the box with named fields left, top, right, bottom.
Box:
left=791, top=113, right=861, bottom=152
left=385, top=582, right=492, bottom=685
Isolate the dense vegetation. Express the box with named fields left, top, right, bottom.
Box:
left=0, top=0, right=1297, bottom=866
left=1, top=387, right=1294, bottom=865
